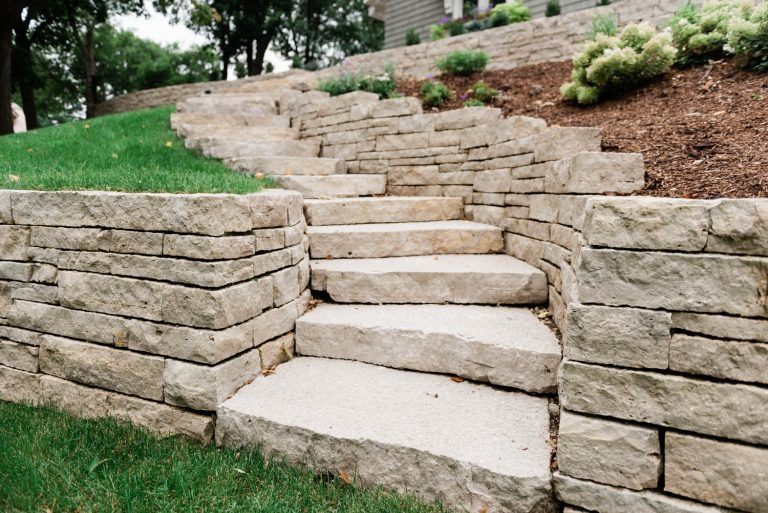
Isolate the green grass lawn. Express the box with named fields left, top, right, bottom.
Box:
left=0, top=106, right=270, bottom=194
left=0, top=402, right=447, bottom=513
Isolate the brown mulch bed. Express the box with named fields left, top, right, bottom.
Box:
left=397, top=60, right=768, bottom=199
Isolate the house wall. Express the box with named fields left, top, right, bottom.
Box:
left=384, top=0, right=445, bottom=49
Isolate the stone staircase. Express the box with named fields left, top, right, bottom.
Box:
left=174, top=90, right=561, bottom=513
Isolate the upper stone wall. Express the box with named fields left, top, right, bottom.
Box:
left=0, top=189, right=310, bottom=443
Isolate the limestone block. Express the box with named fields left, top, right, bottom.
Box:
left=583, top=197, right=710, bottom=251
left=434, top=107, right=501, bottom=130
left=508, top=178, right=544, bottom=193
left=470, top=206, right=505, bottom=227
left=533, top=127, right=601, bottom=162
left=665, top=432, right=768, bottom=512
left=0, top=226, right=30, bottom=260
left=252, top=245, right=294, bottom=277
left=506, top=219, right=550, bottom=241
left=473, top=193, right=505, bottom=206
left=559, top=361, right=768, bottom=444
left=253, top=291, right=310, bottom=346
left=40, top=376, right=213, bottom=442
left=163, top=234, right=255, bottom=260
left=0, top=262, right=35, bottom=281
left=397, top=114, right=436, bottom=134
left=474, top=169, right=511, bottom=193
left=459, top=116, right=546, bottom=149
left=376, top=133, right=428, bottom=152
left=505, top=194, right=532, bottom=206
left=0, top=340, right=39, bottom=372
left=554, top=473, right=729, bottom=513
left=510, top=162, right=553, bottom=179
left=706, top=199, right=768, bottom=256
left=558, top=410, right=660, bottom=490
left=0, top=325, right=41, bottom=345
left=163, top=348, right=260, bottom=410
left=10, top=282, right=58, bottom=304
left=370, top=97, right=422, bottom=118
left=29, top=226, right=102, bottom=250
left=104, top=230, right=164, bottom=255
left=575, top=248, right=768, bottom=318
left=11, top=191, right=253, bottom=236
left=272, top=264, right=301, bottom=307
left=39, top=335, right=165, bottom=401
left=564, top=304, right=671, bottom=369
left=388, top=165, right=440, bottom=186
left=258, top=333, right=295, bottom=369
left=669, top=334, right=768, bottom=385
left=0, top=364, right=40, bottom=405
left=58, top=271, right=165, bottom=321
left=439, top=171, right=475, bottom=185
left=671, top=312, right=768, bottom=343
left=0, top=190, right=11, bottom=223
left=30, top=263, right=56, bottom=283
left=506, top=205, right=530, bottom=219
left=544, top=152, right=644, bottom=194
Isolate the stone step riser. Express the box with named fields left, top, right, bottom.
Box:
left=304, top=197, right=464, bottom=226
left=199, top=140, right=321, bottom=159
left=170, top=113, right=291, bottom=130
left=178, top=104, right=277, bottom=116
left=225, top=157, right=346, bottom=176
left=177, top=126, right=299, bottom=140
left=274, top=175, right=386, bottom=198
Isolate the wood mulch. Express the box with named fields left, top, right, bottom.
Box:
left=397, top=60, right=768, bottom=199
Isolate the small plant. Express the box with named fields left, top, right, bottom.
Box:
left=420, top=81, right=452, bottom=107
left=728, top=1, right=768, bottom=70
left=587, top=13, right=617, bottom=40
left=318, top=65, right=398, bottom=99
left=430, top=24, right=446, bottom=41
left=491, top=1, right=531, bottom=24
left=472, top=81, right=499, bottom=103
left=446, top=19, right=467, bottom=36
left=436, top=49, right=490, bottom=76
left=405, top=28, right=421, bottom=46
left=561, top=22, right=677, bottom=105
left=546, top=0, right=562, bottom=17
left=464, top=17, right=492, bottom=32
left=596, top=0, right=612, bottom=5
left=464, top=99, right=485, bottom=107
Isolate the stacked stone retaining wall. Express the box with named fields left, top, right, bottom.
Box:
left=0, top=189, right=309, bottom=443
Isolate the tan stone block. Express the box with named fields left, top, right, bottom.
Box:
left=29, top=226, right=102, bottom=250
left=376, top=133, right=428, bottom=152
left=253, top=291, right=310, bottom=346
left=258, top=333, right=295, bottom=369
left=670, top=334, right=768, bottom=385
left=272, top=264, right=301, bottom=307
left=533, top=127, right=601, bottom=162
left=671, top=312, right=768, bottom=343
left=0, top=364, right=40, bottom=404
left=545, top=153, right=644, bottom=194
left=474, top=169, right=511, bottom=193
left=0, top=325, right=42, bottom=345
left=58, top=271, right=164, bottom=321
left=0, top=226, right=30, bottom=260
left=434, top=107, right=501, bottom=130
left=0, top=340, right=38, bottom=372
left=163, top=234, right=255, bottom=260
left=103, top=230, right=164, bottom=255
left=706, top=199, right=768, bottom=256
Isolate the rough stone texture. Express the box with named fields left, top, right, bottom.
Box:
left=0, top=364, right=40, bottom=404
left=274, top=174, right=386, bottom=199
left=669, top=334, right=768, bottom=385
left=307, top=221, right=502, bottom=259
left=565, top=304, right=672, bottom=369
left=554, top=473, right=730, bottom=513
left=0, top=225, right=30, bottom=260
left=311, top=254, right=547, bottom=305
left=665, top=432, right=768, bottom=512
left=0, top=340, right=39, bottom=372
left=545, top=152, right=644, bottom=194
left=253, top=291, right=310, bottom=346
left=304, top=197, right=463, bottom=226
left=258, top=333, right=295, bottom=369
left=672, top=312, right=768, bottom=343
left=226, top=156, right=345, bottom=176
left=533, top=128, right=602, bottom=163
left=39, top=335, right=165, bottom=401
left=558, top=410, right=660, bottom=490
left=163, top=348, right=260, bottom=411
left=217, top=358, right=557, bottom=513
left=41, top=376, right=214, bottom=442
left=559, top=361, right=768, bottom=445
left=162, top=234, right=256, bottom=260
left=297, top=304, right=560, bottom=392
left=706, top=199, right=768, bottom=256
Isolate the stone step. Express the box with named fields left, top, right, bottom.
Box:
left=306, top=220, right=503, bottom=259
left=296, top=304, right=561, bottom=392
left=177, top=95, right=276, bottom=115
left=311, top=254, right=547, bottom=305
left=170, top=113, right=290, bottom=130
left=273, top=175, right=386, bottom=199
left=217, top=357, right=556, bottom=513
left=304, top=197, right=463, bottom=226
left=177, top=125, right=298, bottom=140
left=199, top=139, right=321, bottom=159
left=225, top=156, right=346, bottom=176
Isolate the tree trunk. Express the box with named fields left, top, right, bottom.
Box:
left=13, top=14, right=38, bottom=129
left=83, top=22, right=97, bottom=119
left=0, top=9, right=15, bottom=135
left=254, top=36, right=270, bottom=76
left=245, top=38, right=255, bottom=76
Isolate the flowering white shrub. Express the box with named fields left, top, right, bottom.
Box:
left=727, top=1, right=768, bottom=70
left=561, top=23, right=677, bottom=105
left=671, top=0, right=754, bottom=65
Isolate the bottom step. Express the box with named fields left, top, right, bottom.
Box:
left=217, top=357, right=557, bottom=513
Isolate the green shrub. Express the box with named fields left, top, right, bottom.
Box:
left=491, top=1, right=531, bottom=23
left=728, top=1, right=768, bottom=70
left=561, top=22, right=677, bottom=105
left=436, top=50, right=490, bottom=76
left=420, top=81, right=452, bottom=107
left=596, top=0, right=612, bottom=5
left=587, top=14, right=617, bottom=39
left=546, top=0, right=562, bottom=17
left=430, top=24, right=447, bottom=41
left=472, top=81, right=499, bottom=103
left=446, top=20, right=467, bottom=36
left=464, top=99, right=485, bottom=107
left=318, top=65, right=398, bottom=99
left=671, top=0, right=753, bottom=65
left=464, top=17, right=492, bottom=32
left=405, top=28, right=421, bottom=46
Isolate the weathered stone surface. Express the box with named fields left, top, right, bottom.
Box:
left=565, top=305, right=671, bottom=369
left=669, top=334, right=768, bottom=385
left=474, top=169, right=512, bottom=193
left=9, top=282, right=58, bottom=304
left=554, top=473, right=730, bottom=513
left=575, top=249, right=768, bottom=318
left=671, top=312, right=768, bottom=343
left=8, top=301, right=253, bottom=364
left=0, top=364, right=40, bottom=404
left=258, top=333, right=295, bottom=369
left=583, top=197, right=711, bottom=251
left=40, top=376, right=213, bottom=442
left=0, top=325, right=41, bottom=345
left=304, top=197, right=463, bottom=226
left=39, top=335, right=165, bottom=401
left=545, top=152, right=644, bottom=194
left=0, top=340, right=38, bottom=372
left=11, top=191, right=254, bottom=236
left=311, top=254, right=547, bottom=305
left=226, top=156, right=345, bottom=176
left=163, top=348, right=260, bottom=411
left=163, top=234, right=255, bottom=260
left=271, top=264, right=301, bottom=307
left=105, top=230, right=165, bottom=255
left=533, top=127, right=601, bottom=162
left=297, top=304, right=560, bottom=392
left=59, top=271, right=164, bottom=320
left=706, top=199, right=768, bottom=256
left=558, top=410, right=660, bottom=490
left=0, top=190, right=11, bottom=224
left=274, top=175, right=386, bottom=199
left=559, top=361, right=768, bottom=444
left=253, top=291, right=310, bottom=346
left=434, top=107, right=502, bottom=131
left=665, top=432, right=768, bottom=512
left=202, top=139, right=320, bottom=159
left=217, top=358, right=556, bottom=513
left=307, top=221, right=503, bottom=259
left=0, top=226, right=30, bottom=260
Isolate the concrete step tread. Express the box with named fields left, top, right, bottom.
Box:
left=170, top=113, right=290, bottom=129
left=304, top=196, right=464, bottom=225
left=225, top=156, right=346, bottom=176
left=312, top=253, right=541, bottom=275
left=296, top=304, right=561, bottom=392
left=274, top=175, right=386, bottom=199
left=177, top=125, right=298, bottom=139
left=200, top=139, right=321, bottom=159
left=307, top=220, right=499, bottom=234
left=218, top=357, right=552, bottom=478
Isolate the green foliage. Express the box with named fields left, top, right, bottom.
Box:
left=472, top=81, right=499, bottom=103
left=446, top=20, right=467, bottom=36
left=406, top=28, right=421, bottom=46
left=0, top=106, right=270, bottom=193
left=430, top=24, right=447, bottom=41
left=561, top=22, right=677, bottom=105
left=317, top=65, right=398, bottom=99
left=670, top=0, right=752, bottom=65
left=587, top=14, right=617, bottom=39
left=420, top=81, right=452, bottom=107
left=0, top=402, right=447, bottom=512
left=464, top=99, right=485, bottom=107
left=727, top=2, right=768, bottom=70
left=490, top=2, right=531, bottom=24
left=546, top=0, right=562, bottom=17
left=436, top=50, right=490, bottom=76
left=596, top=0, right=612, bottom=5
left=464, top=18, right=492, bottom=32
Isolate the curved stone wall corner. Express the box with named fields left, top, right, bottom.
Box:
left=0, top=188, right=310, bottom=443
